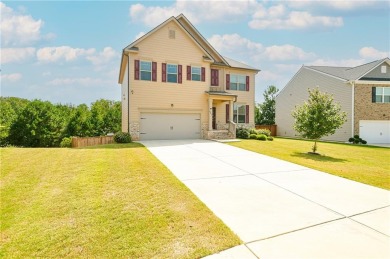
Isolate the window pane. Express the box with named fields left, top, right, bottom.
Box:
left=192, top=67, right=200, bottom=74
left=383, top=87, right=390, bottom=95
left=167, top=74, right=177, bottom=83
left=384, top=96, right=390, bottom=103
left=238, top=76, right=245, bottom=84
left=230, top=83, right=238, bottom=90
left=192, top=74, right=200, bottom=81
left=233, top=115, right=237, bottom=123
left=238, top=105, right=245, bottom=114
left=238, top=115, right=245, bottom=123
left=239, top=83, right=246, bottom=91
left=167, top=64, right=177, bottom=73
left=140, top=61, right=151, bottom=71
left=141, top=71, right=151, bottom=81
left=376, top=95, right=383, bottom=102
left=230, top=75, right=237, bottom=82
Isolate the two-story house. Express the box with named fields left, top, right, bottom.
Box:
left=275, top=58, right=390, bottom=144
left=118, top=14, right=259, bottom=140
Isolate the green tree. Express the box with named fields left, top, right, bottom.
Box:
left=90, top=99, right=121, bottom=136
left=292, top=88, right=347, bottom=153
left=65, top=104, right=93, bottom=137
left=8, top=100, right=63, bottom=147
left=255, top=85, right=278, bottom=125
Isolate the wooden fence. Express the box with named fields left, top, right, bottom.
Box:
left=71, top=136, right=114, bottom=148
left=255, top=125, right=277, bottom=136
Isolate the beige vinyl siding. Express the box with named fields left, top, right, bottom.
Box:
left=275, top=67, right=352, bottom=142
left=121, top=61, right=129, bottom=132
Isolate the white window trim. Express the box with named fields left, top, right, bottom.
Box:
left=233, top=103, right=246, bottom=124
left=376, top=86, right=390, bottom=103
left=140, top=60, right=152, bottom=81
left=167, top=63, right=178, bottom=83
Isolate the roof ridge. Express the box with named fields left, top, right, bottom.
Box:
left=345, top=58, right=384, bottom=71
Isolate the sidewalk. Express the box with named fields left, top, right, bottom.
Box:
left=142, top=139, right=390, bottom=258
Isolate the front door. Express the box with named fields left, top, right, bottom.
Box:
left=212, top=107, right=216, bottom=130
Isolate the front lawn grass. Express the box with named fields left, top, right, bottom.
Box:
left=229, top=138, right=390, bottom=190
left=0, top=143, right=240, bottom=258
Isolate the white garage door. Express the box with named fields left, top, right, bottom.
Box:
left=140, top=113, right=201, bottom=140
left=359, top=120, right=390, bottom=144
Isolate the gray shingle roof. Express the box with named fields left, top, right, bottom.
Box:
left=223, top=56, right=260, bottom=71
left=306, top=58, right=389, bottom=80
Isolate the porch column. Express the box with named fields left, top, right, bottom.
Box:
left=208, top=98, right=213, bottom=130
left=229, top=100, right=234, bottom=123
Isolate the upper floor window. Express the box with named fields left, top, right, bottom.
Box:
left=167, top=64, right=178, bottom=83
left=230, top=75, right=246, bottom=91
left=191, top=67, right=201, bottom=81
left=140, top=61, right=151, bottom=81
left=373, top=87, right=390, bottom=103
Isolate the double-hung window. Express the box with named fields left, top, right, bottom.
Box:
left=230, top=75, right=246, bottom=91
left=140, top=61, right=151, bottom=81
left=191, top=67, right=201, bottom=81
left=374, top=87, right=390, bottom=103
left=167, top=64, right=178, bottom=83
left=233, top=104, right=246, bottom=123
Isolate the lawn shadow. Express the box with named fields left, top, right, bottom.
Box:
left=77, top=142, right=145, bottom=149
left=291, top=152, right=349, bottom=163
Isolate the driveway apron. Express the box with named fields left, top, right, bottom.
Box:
left=141, top=139, right=390, bottom=259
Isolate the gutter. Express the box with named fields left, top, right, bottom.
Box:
left=348, top=80, right=355, bottom=136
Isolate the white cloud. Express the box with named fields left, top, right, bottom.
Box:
left=134, top=31, right=146, bottom=40
left=208, top=33, right=263, bottom=54
left=37, top=46, right=95, bottom=62
left=359, top=47, right=389, bottom=60
left=249, top=10, right=343, bottom=30
left=264, top=45, right=316, bottom=61
left=1, top=47, right=36, bottom=64
left=129, top=0, right=259, bottom=27
left=0, top=2, right=44, bottom=47
left=47, top=77, right=107, bottom=86
left=308, top=58, right=365, bottom=67
left=86, top=47, right=119, bottom=66
left=1, top=73, right=22, bottom=83
left=288, top=0, right=384, bottom=11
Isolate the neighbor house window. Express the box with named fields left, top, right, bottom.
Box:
left=374, top=87, right=390, bottom=103
left=167, top=64, right=178, bottom=83
left=140, top=61, right=151, bottom=81
left=230, top=75, right=246, bottom=91
left=191, top=67, right=201, bottom=81
left=233, top=103, right=248, bottom=123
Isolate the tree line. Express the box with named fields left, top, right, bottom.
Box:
left=0, top=97, right=121, bottom=147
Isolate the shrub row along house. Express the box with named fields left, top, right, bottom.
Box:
left=276, top=58, right=390, bottom=144
left=118, top=14, right=259, bottom=140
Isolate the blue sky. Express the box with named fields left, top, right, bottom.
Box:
left=1, top=0, right=389, bottom=105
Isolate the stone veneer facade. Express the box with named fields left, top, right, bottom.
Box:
left=354, top=84, right=390, bottom=135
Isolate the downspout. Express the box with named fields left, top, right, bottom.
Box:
left=351, top=81, right=355, bottom=137
left=127, top=54, right=130, bottom=134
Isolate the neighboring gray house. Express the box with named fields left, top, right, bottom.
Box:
left=275, top=58, right=390, bottom=144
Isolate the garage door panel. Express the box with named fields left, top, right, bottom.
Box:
left=140, top=113, right=201, bottom=140
left=359, top=120, right=390, bottom=144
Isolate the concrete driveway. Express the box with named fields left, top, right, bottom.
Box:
left=141, top=139, right=390, bottom=259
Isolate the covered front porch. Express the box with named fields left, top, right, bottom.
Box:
left=205, top=90, right=237, bottom=139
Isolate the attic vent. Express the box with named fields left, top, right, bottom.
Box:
left=381, top=65, right=387, bottom=73
left=169, top=29, right=175, bottom=39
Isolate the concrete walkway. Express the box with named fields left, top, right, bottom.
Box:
left=141, top=139, right=390, bottom=259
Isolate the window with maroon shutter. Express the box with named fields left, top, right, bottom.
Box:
left=246, top=76, right=250, bottom=91
left=226, top=74, right=230, bottom=90
left=226, top=104, right=230, bottom=123
left=201, top=67, right=205, bottom=82
left=162, top=63, right=166, bottom=82
left=211, top=69, right=218, bottom=86
left=245, top=105, right=249, bottom=123
left=134, top=60, right=140, bottom=80
left=178, top=65, right=182, bottom=84
left=152, top=62, right=157, bottom=81
left=187, top=66, right=191, bottom=80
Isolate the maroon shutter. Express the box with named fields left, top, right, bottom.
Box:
left=152, top=62, right=157, bottom=81
left=226, top=104, right=230, bottom=123
left=187, top=66, right=191, bottom=80
left=211, top=69, right=215, bottom=86
left=178, top=65, right=182, bottom=84
left=162, top=63, right=166, bottom=82
left=226, top=74, right=230, bottom=90
left=216, top=70, right=219, bottom=86
left=201, top=67, right=205, bottom=82
left=134, top=60, right=139, bottom=80
left=245, top=105, right=249, bottom=123
left=246, top=76, right=250, bottom=91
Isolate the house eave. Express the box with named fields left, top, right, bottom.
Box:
left=351, top=80, right=390, bottom=85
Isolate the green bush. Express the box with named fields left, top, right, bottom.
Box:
left=236, top=127, right=250, bottom=139
left=267, top=136, right=274, bottom=141
left=256, top=134, right=267, bottom=141
left=361, top=140, right=367, bottom=144
left=249, top=128, right=258, bottom=135
left=249, top=134, right=257, bottom=139
left=114, top=132, right=132, bottom=143
left=60, top=137, right=72, bottom=148
left=348, top=135, right=367, bottom=145
left=348, top=137, right=355, bottom=143
left=257, top=129, right=271, bottom=137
